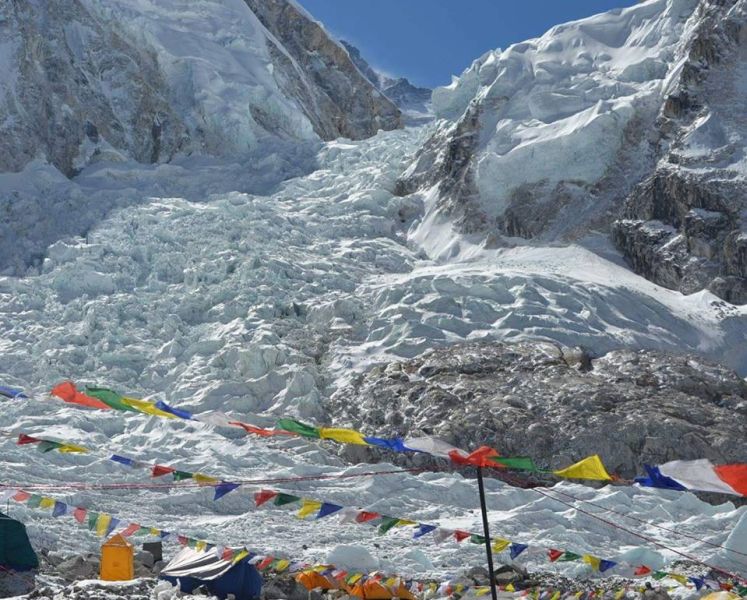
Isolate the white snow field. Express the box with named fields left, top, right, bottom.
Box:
left=1, top=123, right=746, bottom=592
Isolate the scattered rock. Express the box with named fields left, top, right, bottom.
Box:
left=329, top=340, right=747, bottom=478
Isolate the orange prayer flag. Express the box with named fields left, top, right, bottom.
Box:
left=51, top=381, right=111, bottom=410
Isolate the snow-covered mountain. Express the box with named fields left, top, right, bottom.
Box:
left=0, top=0, right=401, bottom=178
left=341, top=41, right=433, bottom=123
left=398, top=0, right=746, bottom=304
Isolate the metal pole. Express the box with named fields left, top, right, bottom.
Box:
left=477, top=467, right=499, bottom=600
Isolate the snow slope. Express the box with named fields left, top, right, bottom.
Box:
left=0, top=0, right=400, bottom=177
left=1, top=126, right=746, bottom=591
left=400, top=0, right=747, bottom=304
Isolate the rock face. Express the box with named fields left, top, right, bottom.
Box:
left=341, top=41, right=433, bottom=121
left=328, top=341, right=747, bottom=478
left=243, top=0, right=402, bottom=140
left=612, top=0, right=747, bottom=304
left=0, top=0, right=401, bottom=178
left=397, top=0, right=746, bottom=304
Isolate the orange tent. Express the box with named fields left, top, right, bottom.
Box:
left=349, top=580, right=417, bottom=600
left=100, top=534, right=134, bottom=581
left=296, top=571, right=343, bottom=591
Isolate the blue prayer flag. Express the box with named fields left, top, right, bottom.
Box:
left=413, top=524, right=437, bottom=538
left=110, top=455, right=136, bottom=467
left=317, top=502, right=343, bottom=519
left=0, top=385, right=27, bottom=399
left=510, top=543, right=528, bottom=559
left=214, top=482, right=241, bottom=501
left=364, top=437, right=411, bottom=453
left=635, top=465, right=687, bottom=491
left=155, top=400, right=193, bottom=420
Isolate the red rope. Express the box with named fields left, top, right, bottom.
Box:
left=0, top=466, right=429, bottom=492
left=544, top=486, right=747, bottom=561
left=533, top=488, right=747, bottom=584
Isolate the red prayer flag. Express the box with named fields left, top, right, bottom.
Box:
left=222, top=548, right=234, bottom=561
left=178, top=535, right=189, bottom=546
left=448, top=446, right=501, bottom=468
left=635, top=566, right=652, bottom=576
left=714, top=464, right=747, bottom=496
left=254, top=490, right=278, bottom=507
left=454, top=530, right=471, bottom=542
left=229, top=421, right=292, bottom=437
left=355, top=511, right=381, bottom=523
left=121, top=523, right=140, bottom=537
left=258, top=556, right=274, bottom=570
left=12, top=491, right=31, bottom=502
left=152, top=465, right=175, bottom=477
left=17, top=434, right=40, bottom=445
left=548, top=549, right=563, bottom=562
left=51, top=381, right=112, bottom=410
left=73, top=507, right=87, bottom=523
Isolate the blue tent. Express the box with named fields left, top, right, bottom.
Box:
left=160, top=548, right=262, bottom=600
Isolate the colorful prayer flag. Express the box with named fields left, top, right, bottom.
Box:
left=554, top=455, right=612, bottom=481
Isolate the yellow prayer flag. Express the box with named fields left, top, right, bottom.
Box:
left=551, top=592, right=561, bottom=600
left=274, top=559, right=290, bottom=572
left=297, top=499, right=322, bottom=519
left=195, top=540, right=207, bottom=552
left=505, top=584, right=515, bottom=592
left=150, top=528, right=160, bottom=536
left=348, top=574, right=363, bottom=585
left=194, top=473, right=219, bottom=485
left=492, top=538, right=511, bottom=553
left=121, top=397, right=177, bottom=419
left=39, top=497, right=56, bottom=509
left=58, top=444, right=89, bottom=453
left=396, top=519, right=416, bottom=527
left=455, top=584, right=464, bottom=593
left=667, top=574, right=687, bottom=586
left=476, top=588, right=491, bottom=597
left=553, top=455, right=612, bottom=481
left=575, top=592, right=584, bottom=599
left=233, top=550, right=249, bottom=564
left=614, top=589, right=626, bottom=600
left=385, top=578, right=397, bottom=587
left=582, top=555, right=601, bottom=571
left=318, top=428, right=368, bottom=445
left=96, top=513, right=112, bottom=537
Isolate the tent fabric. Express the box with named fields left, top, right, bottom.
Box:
left=160, top=547, right=262, bottom=600
left=296, top=571, right=342, bottom=591
left=349, top=580, right=417, bottom=600
left=100, top=534, right=134, bottom=581
left=0, top=512, right=39, bottom=571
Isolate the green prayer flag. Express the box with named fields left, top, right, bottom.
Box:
left=85, top=386, right=139, bottom=412
left=652, top=572, right=668, bottom=581
left=135, top=527, right=150, bottom=536
left=274, top=493, right=301, bottom=506
left=378, top=516, right=400, bottom=535
left=87, top=512, right=100, bottom=530
left=26, top=494, right=43, bottom=508
left=276, top=418, right=320, bottom=439
left=489, top=456, right=538, bottom=471
left=173, top=471, right=194, bottom=481
left=37, top=440, right=63, bottom=453
left=470, top=534, right=486, bottom=544
left=187, top=538, right=198, bottom=549
left=560, top=552, right=582, bottom=562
